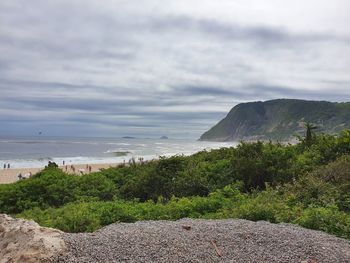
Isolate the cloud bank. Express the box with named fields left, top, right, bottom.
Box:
left=0, top=0, right=349, bottom=138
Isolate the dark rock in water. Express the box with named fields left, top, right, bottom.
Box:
left=112, top=151, right=131, bottom=157
left=122, top=136, right=136, bottom=139
left=160, top=136, right=168, bottom=139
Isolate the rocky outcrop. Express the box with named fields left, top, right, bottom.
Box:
left=0, top=214, right=66, bottom=263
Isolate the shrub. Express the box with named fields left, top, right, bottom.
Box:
left=295, top=206, right=350, bottom=239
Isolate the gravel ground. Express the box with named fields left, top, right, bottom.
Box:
left=55, top=219, right=350, bottom=263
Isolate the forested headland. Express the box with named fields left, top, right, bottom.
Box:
left=200, top=99, right=350, bottom=141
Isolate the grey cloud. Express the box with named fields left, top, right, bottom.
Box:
left=0, top=0, right=349, bottom=138
left=244, top=84, right=350, bottom=102
left=0, top=34, right=137, bottom=62
left=171, top=83, right=350, bottom=103
left=176, top=86, right=244, bottom=97
left=148, top=15, right=349, bottom=45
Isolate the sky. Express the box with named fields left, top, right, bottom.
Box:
left=0, top=0, right=349, bottom=138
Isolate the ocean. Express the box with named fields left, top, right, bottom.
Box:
left=0, top=136, right=237, bottom=169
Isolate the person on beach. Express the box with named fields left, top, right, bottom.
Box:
left=63, top=160, right=65, bottom=166
left=7, top=163, right=10, bottom=169
left=17, top=173, right=22, bottom=180
left=88, top=166, right=92, bottom=173
left=3, top=164, right=6, bottom=169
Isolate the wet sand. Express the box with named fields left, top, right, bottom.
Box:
left=0, top=163, right=120, bottom=184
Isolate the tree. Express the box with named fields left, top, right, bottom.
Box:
left=304, top=122, right=318, bottom=147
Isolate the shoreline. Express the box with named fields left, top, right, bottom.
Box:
left=0, top=163, right=122, bottom=184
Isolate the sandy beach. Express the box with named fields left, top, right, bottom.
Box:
left=0, top=163, right=119, bottom=184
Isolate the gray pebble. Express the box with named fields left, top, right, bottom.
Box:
left=53, top=219, right=350, bottom=263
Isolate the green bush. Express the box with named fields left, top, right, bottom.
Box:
left=17, top=184, right=350, bottom=239
left=2, top=130, right=349, bottom=239
left=295, top=206, right=350, bottom=239
left=0, top=167, right=118, bottom=214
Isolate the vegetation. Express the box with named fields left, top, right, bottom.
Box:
left=200, top=99, right=350, bottom=141
left=0, top=130, right=350, bottom=239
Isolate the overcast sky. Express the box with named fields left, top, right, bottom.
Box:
left=0, top=0, right=349, bottom=138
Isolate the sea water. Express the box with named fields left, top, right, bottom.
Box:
left=0, top=136, right=237, bottom=169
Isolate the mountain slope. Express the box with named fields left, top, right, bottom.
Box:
left=200, top=99, right=350, bottom=141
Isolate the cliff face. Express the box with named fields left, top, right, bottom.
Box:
left=200, top=99, right=350, bottom=141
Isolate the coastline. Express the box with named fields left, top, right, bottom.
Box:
left=0, top=163, right=120, bottom=184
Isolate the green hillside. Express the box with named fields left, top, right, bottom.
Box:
left=200, top=99, right=350, bottom=141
